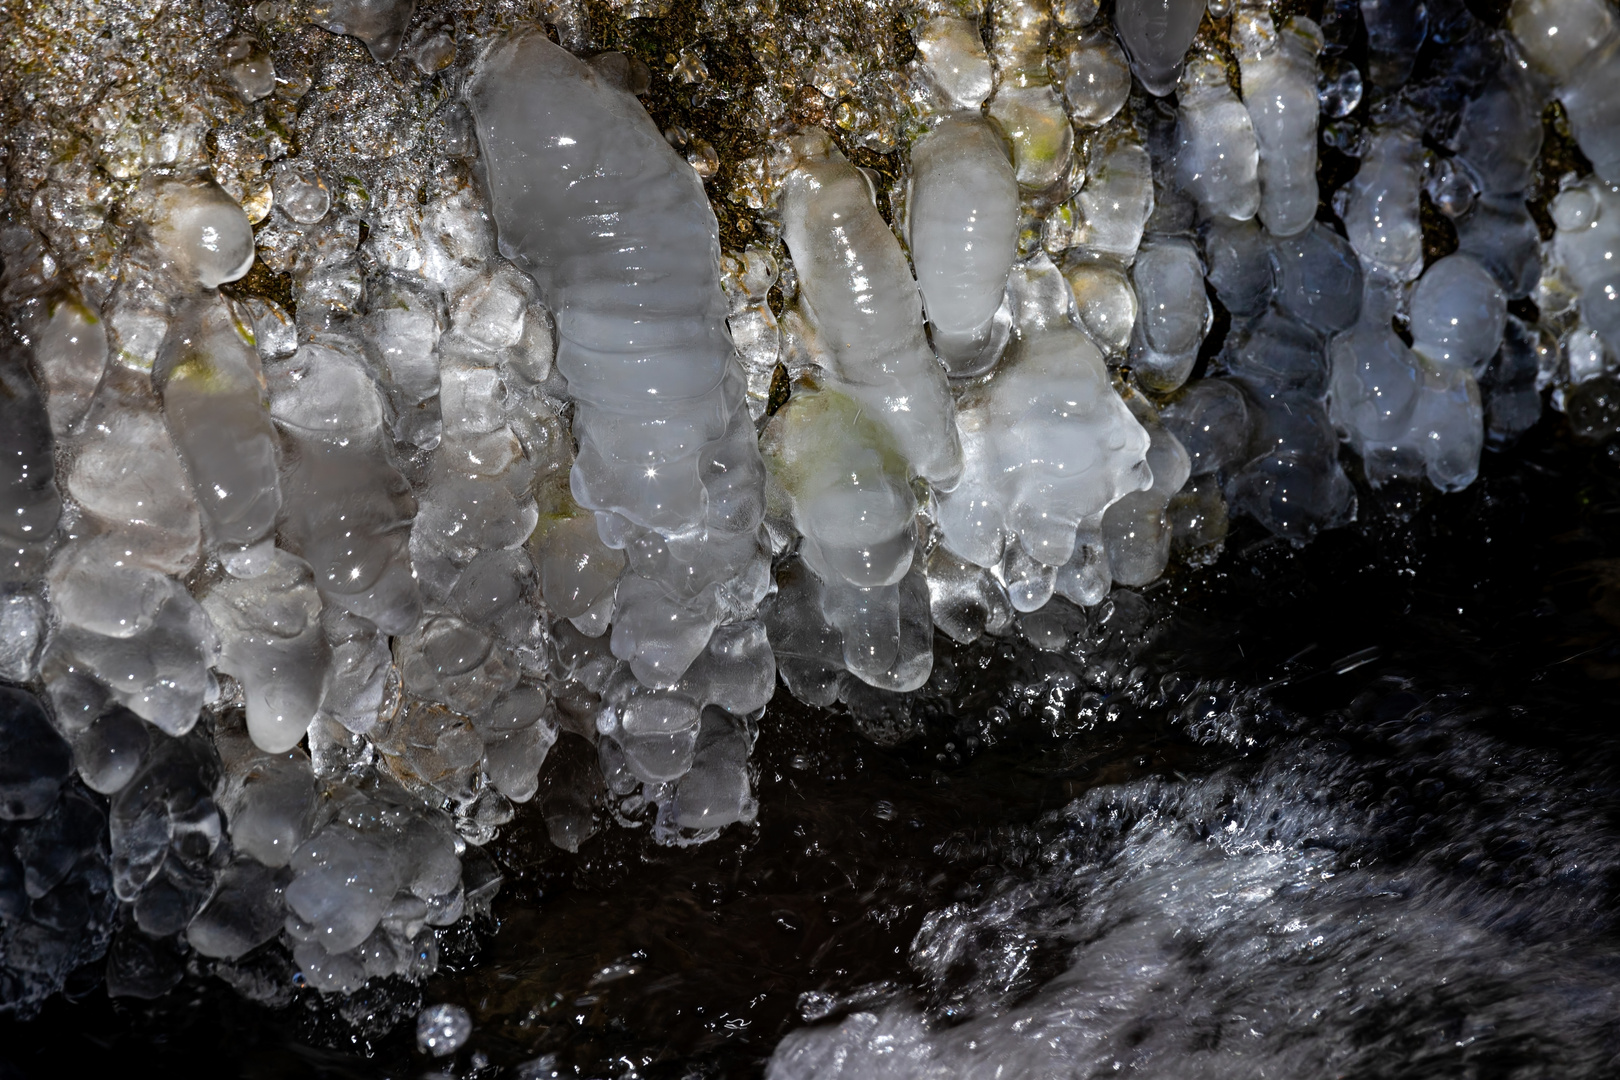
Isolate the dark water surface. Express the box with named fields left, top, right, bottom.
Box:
left=2, top=418, right=1616, bottom=1078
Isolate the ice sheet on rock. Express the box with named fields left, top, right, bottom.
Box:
left=1269, top=222, right=1364, bottom=335
left=907, top=115, right=1019, bottom=377
left=1175, top=57, right=1261, bottom=223
left=156, top=294, right=282, bottom=559
left=780, top=132, right=961, bottom=487
left=67, top=367, right=201, bottom=575
left=1161, top=378, right=1253, bottom=478
left=109, top=732, right=228, bottom=937
left=365, top=275, right=445, bottom=450
left=45, top=540, right=217, bottom=736
left=187, top=857, right=287, bottom=961
left=475, top=684, right=557, bottom=804
left=0, top=687, right=73, bottom=822
left=722, top=247, right=782, bottom=419
left=1237, top=13, right=1323, bottom=239
left=0, top=774, right=115, bottom=1018
left=1360, top=0, right=1427, bottom=87
left=308, top=0, right=418, bottom=62
left=1115, top=0, right=1206, bottom=97
left=284, top=784, right=460, bottom=989
left=1070, top=132, right=1155, bottom=265
left=1551, top=179, right=1620, bottom=359
left=1101, top=392, right=1192, bottom=587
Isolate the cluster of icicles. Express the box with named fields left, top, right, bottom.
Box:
left=2, top=0, right=1619, bottom=1001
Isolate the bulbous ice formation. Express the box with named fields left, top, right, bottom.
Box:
left=468, top=30, right=769, bottom=689
left=146, top=177, right=255, bottom=290
left=1509, top=0, right=1620, bottom=184
left=907, top=115, right=1019, bottom=376
left=1408, top=254, right=1508, bottom=373
left=1330, top=274, right=1484, bottom=491
left=1116, top=0, right=1206, bottom=97
left=935, top=258, right=1152, bottom=609
left=781, top=133, right=962, bottom=487
left=1237, top=13, right=1323, bottom=239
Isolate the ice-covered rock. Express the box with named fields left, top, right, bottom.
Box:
left=268, top=339, right=424, bottom=636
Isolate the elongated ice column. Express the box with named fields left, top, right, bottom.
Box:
left=1116, top=0, right=1207, bottom=97
left=64, top=367, right=201, bottom=575
left=780, top=132, right=962, bottom=487
left=201, top=550, right=331, bottom=753
left=268, top=340, right=423, bottom=636
left=935, top=258, right=1152, bottom=611
left=1175, top=57, right=1260, bottom=223
left=26, top=289, right=107, bottom=438
left=0, top=338, right=60, bottom=585
left=468, top=31, right=769, bottom=689
left=1329, top=274, right=1484, bottom=491
left=913, top=15, right=994, bottom=111
left=908, top=115, right=1019, bottom=376
left=1070, top=131, right=1156, bottom=264
left=1130, top=237, right=1210, bottom=392
left=1337, top=117, right=1426, bottom=282
left=763, top=386, right=927, bottom=690
left=156, top=295, right=282, bottom=562
left=1509, top=0, right=1620, bottom=184
left=1550, top=179, right=1620, bottom=357
left=1237, top=12, right=1323, bottom=239
left=985, top=0, right=1074, bottom=192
